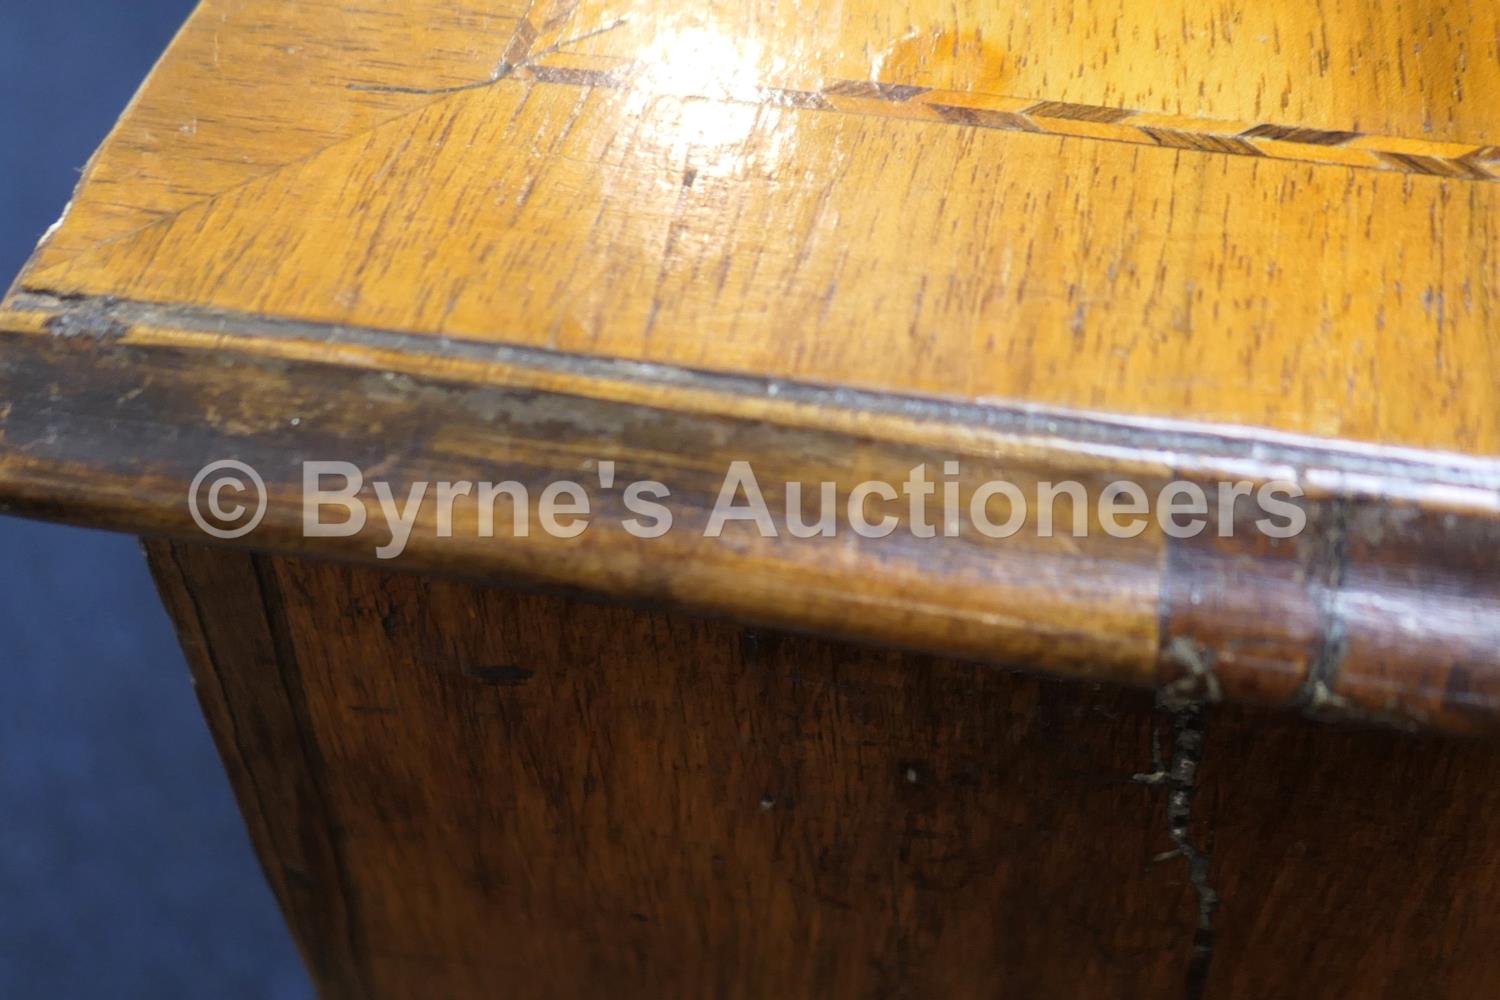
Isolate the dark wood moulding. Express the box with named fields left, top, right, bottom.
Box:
left=2, top=291, right=1498, bottom=735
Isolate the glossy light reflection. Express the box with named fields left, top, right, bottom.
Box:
left=633, top=25, right=766, bottom=104
left=620, top=23, right=787, bottom=168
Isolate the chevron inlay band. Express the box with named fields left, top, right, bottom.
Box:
left=514, top=52, right=1500, bottom=184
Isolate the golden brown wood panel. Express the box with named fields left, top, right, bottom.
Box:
left=25, top=0, right=533, bottom=267
left=541, top=0, right=1500, bottom=144
left=9, top=0, right=1499, bottom=453
left=146, top=540, right=1500, bottom=999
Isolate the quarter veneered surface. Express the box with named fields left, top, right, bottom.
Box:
left=10, top=0, right=1500, bottom=454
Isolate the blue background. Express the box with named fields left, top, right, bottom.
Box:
left=1, top=3, right=312, bottom=996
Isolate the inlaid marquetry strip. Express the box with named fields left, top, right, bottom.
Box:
left=514, top=50, right=1500, bottom=183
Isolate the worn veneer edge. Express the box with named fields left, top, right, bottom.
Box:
left=2, top=290, right=1499, bottom=736
left=13, top=290, right=1500, bottom=497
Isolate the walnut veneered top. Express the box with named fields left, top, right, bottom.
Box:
left=9, top=0, right=1500, bottom=452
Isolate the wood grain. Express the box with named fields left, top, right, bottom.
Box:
left=8, top=0, right=1500, bottom=453
left=24, top=0, right=533, bottom=268
left=3, top=313, right=1498, bottom=733
left=10, top=7, right=1500, bottom=993
left=145, top=539, right=1500, bottom=999
left=537, top=0, right=1500, bottom=143
left=3, top=0, right=1500, bottom=731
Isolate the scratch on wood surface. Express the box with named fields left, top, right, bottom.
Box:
left=347, top=18, right=629, bottom=95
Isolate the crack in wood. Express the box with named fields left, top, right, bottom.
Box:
left=346, top=17, right=630, bottom=96
left=1135, top=699, right=1217, bottom=1000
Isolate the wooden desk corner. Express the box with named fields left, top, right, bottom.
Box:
left=3, top=1, right=1500, bottom=996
